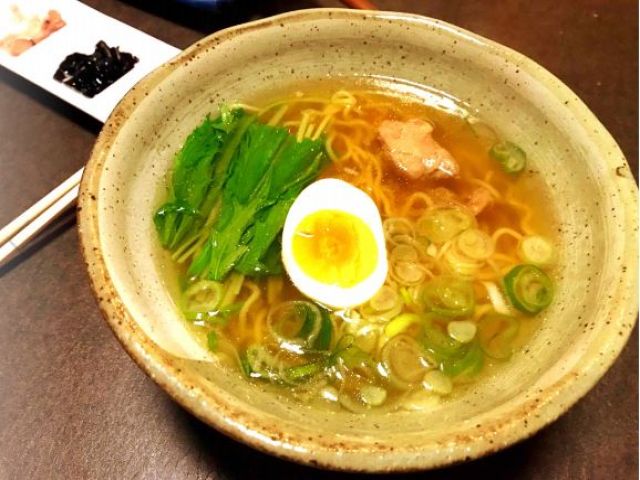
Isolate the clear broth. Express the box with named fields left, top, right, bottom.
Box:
left=163, top=80, right=556, bottom=411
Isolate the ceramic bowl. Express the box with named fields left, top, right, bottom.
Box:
left=77, top=9, right=638, bottom=472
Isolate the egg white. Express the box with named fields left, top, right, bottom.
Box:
left=282, top=178, right=388, bottom=309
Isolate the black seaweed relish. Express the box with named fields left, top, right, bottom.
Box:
left=53, top=41, right=139, bottom=98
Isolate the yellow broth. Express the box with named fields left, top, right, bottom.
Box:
left=162, top=82, right=557, bottom=411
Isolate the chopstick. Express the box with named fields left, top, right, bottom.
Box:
left=0, top=182, right=80, bottom=266
left=0, top=2, right=378, bottom=268
left=0, top=167, right=83, bottom=246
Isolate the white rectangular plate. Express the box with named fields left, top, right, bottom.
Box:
left=0, top=0, right=180, bottom=122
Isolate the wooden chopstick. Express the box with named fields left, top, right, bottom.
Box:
left=0, top=168, right=84, bottom=266
left=0, top=167, right=83, bottom=246
left=0, top=171, right=81, bottom=267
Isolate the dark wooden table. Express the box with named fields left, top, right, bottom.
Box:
left=0, top=1, right=637, bottom=478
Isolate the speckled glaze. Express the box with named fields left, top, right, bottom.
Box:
left=77, top=9, right=638, bottom=472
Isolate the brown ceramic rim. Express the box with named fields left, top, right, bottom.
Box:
left=77, top=9, right=638, bottom=472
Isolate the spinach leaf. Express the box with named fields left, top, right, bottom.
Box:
left=188, top=125, right=327, bottom=280
left=153, top=108, right=250, bottom=250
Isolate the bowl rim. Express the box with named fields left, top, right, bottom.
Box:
left=77, top=8, right=639, bottom=472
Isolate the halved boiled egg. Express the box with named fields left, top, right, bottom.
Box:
left=282, top=178, right=388, bottom=309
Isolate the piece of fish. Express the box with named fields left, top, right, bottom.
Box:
left=378, top=118, right=460, bottom=179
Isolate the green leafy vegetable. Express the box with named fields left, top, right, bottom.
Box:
left=155, top=106, right=327, bottom=281
left=189, top=128, right=326, bottom=280
left=154, top=109, right=250, bottom=250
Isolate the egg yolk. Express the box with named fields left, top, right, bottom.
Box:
left=291, top=209, right=378, bottom=288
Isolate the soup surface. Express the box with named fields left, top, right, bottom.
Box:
left=154, top=81, right=557, bottom=412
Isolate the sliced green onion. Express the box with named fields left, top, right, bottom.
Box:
left=184, top=280, right=224, bottom=312
left=422, top=276, right=475, bottom=317
left=392, top=261, right=426, bottom=285
left=267, top=301, right=322, bottom=347
left=283, top=361, right=326, bottom=381
left=206, top=331, right=218, bottom=352
left=400, top=390, right=442, bottom=411
left=384, top=313, right=422, bottom=338
left=422, top=316, right=484, bottom=377
left=353, top=326, right=379, bottom=353
left=518, top=235, right=555, bottom=266
left=369, top=285, right=401, bottom=312
left=399, top=287, right=414, bottom=306
left=339, top=346, right=374, bottom=371
left=383, top=217, right=415, bottom=240
left=243, top=345, right=280, bottom=380
left=417, top=206, right=476, bottom=244
left=243, top=344, right=328, bottom=383
left=239, top=352, right=253, bottom=378
left=443, top=247, right=483, bottom=277
left=503, top=264, right=554, bottom=314
left=447, top=320, right=477, bottom=343
left=441, top=342, right=484, bottom=378
left=185, top=302, right=242, bottom=324
left=490, top=141, right=527, bottom=174
left=477, top=313, right=520, bottom=360
left=338, top=391, right=371, bottom=413
left=454, top=228, right=494, bottom=261
left=362, top=285, right=403, bottom=321
left=422, top=320, right=465, bottom=360
left=381, top=334, right=429, bottom=389
left=391, top=244, right=419, bottom=262
left=422, top=369, right=453, bottom=395
left=359, top=385, right=387, bottom=406
left=333, top=334, right=355, bottom=353
left=312, top=309, right=333, bottom=351
left=334, top=336, right=375, bottom=375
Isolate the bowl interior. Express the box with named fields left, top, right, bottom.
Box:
left=79, top=9, right=638, bottom=471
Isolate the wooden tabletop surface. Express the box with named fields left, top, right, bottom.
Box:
left=0, top=1, right=637, bottom=478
